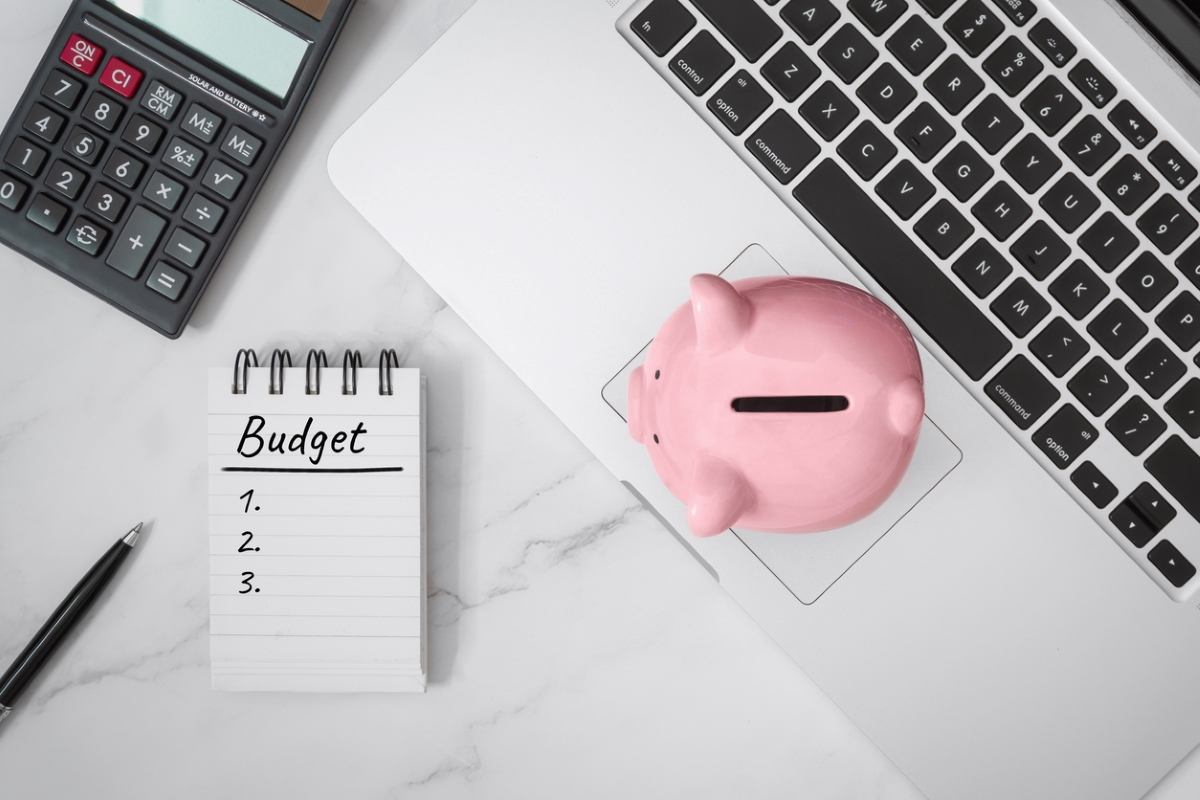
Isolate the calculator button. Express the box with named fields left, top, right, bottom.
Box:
left=82, top=92, right=125, bottom=132
left=41, top=69, right=84, bottom=109
left=184, top=193, right=225, bottom=233
left=23, top=103, right=65, bottom=143
left=100, top=57, right=143, bottom=99
left=25, top=193, right=68, bottom=233
left=161, top=136, right=204, bottom=178
left=146, top=261, right=188, bottom=301
left=63, top=126, right=106, bottom=166
left=84, top=183, right=127, bottom=223
left=102, top=149, right=145, bottom=189
left=164, top=227, right=207, bottom=268
left=45, top=159, right=87, bottom=200
left=65, top=215, right=109, bottom=256
left=121, top=114, right=164, bottom=154
left=5, top=138, right=47, bottom=177
left=201, top=160, right=245, bottom=200
left=182, top=103, right=223, bottom=144
left=60, top=34, right=103, bottom=76
left=106, top=206, right=166, bottom=278
left=220, top=126, right=263, bottom=167
left=0, top=172, right=29, bottom=211
left=140, top=80, right=183, bottom=121
left=143, top=170, right=185, bottom=211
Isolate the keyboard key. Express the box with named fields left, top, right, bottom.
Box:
left=1148, top=540, right=1196, bottom=588
left=1149, top=141, right=1197, bottom=190
left=670, top=32, right=735, bottom=96
left=1147, top=436, right=1200, bottom=523
left=165, top=227, right=207, bottom=268
left=1089, top=299, right=1148, bottom=358
left=82, top=92, right=124, bottom=132
left=1157, top=293, right=1200, bottom=351
left=1009, top=220, right=1069, bottom=279
left=102, top=149, right=145, bottom=189
left=1140, top=195, right=1198, bottom=255
left=953, top=238, right=1012, bottom=297
left=1001, top=133, right=1061, bottom=193
left=0, top=172, right=29, bottom=212
left=83, top=182, right=127, bottom=223
left=1126, top=339, right=1186, bottom=399
left=1098, top=154, right=1158, bottom=215
left=1068, top=356, right=1128, bottom=415
left=1071, top=461, right=1118, bottom=507
left=760, top=42, right=820, bottom=102
left=1110, top=501, right=1157, bottom=547
left=146, top=261, right=188, bottom=301
left=1128, top=482, right=1177, bottom=530
left=143, top=170, right=184, bottom=211
left=886, top=15, right=945, bottom=75
left=24, top=192, right=68, bottom=234
left=856, top=63, right=916, bottom=123
left=61, top=127, right=104, bottom=167
left=632, top=0, right=696, bottom=56
left=983, top=36, right=1043, bottom=96
left=1051, top=259, right=1109, bottom=318
left=924, top=54, right=984, bottom=115
left=23, top=103, right=65, bottom=144
left=140, top=79, right=183, bottom=122
left=800, top=81, right=859, bottom=140
left=1166, top=378, right=1200, bottom=437
left=819, top=24, right=879, bottom=83
left=1022, top=76, right=1081, bottom=135
left=794, top=159, right=1012, bottom=379
left=41, top=69, right=84, bottom=110
left=122, top=114, right=164, bottom=154
left=1179, top=239, right=1200, bottom=291
left=875, top=159, right=935, bottom=218
left=99, top=57, right=142, bottom=99
left=1108, top=99, right=1156, bottom=149
left=184, top=193, right=226, bottom=233
left=989, top=0, right=1036, bottom=25
left=1069, top=59, right=1116, bottom=107
left=934, top=141, right=993, bottom=200
left=5, top=138, right=47, bottom=177
left=848, top=0, right=908, bottom=36
left=1040, top=173, right=1099, bottom=233
left=1078, top=212, right=1137, bottom=273
left=1028, top=17, right=1076, bottom=67
left=199, top=161, right=244, bottom=202
left=917, top=0, right=956, bottom=16
left=837, top=120, right=897, bottom=179
left=1059, top=115, right=1119, bottom=176
left=991, top=276, right=1049, bottom=335
left=972, top=181, right=1030, bottom=240
left=780, top=0, right=841, bottom=44
left=1030, top=316, right=1089, bottom=376
left=1108, top=395, right=1166, bottom=454
left=916, top=199, right=975, bottom=258
left=896, top=102, right=954, bottom=162
left=691, top=0, right=781, bottom=61
left=161, top=136, right=205, bottom=178
left=944, top=0, right=1005, bottom=57
left=747, top=111, right=820, bottom=184
left=1118, top=251, right=1177, bottom=311
left=1034, top=404, right=1097, bottom=469
left=65, top=215, right=108, bottom=256
left=986, top=355, right=1060, bottom=429
left=45, top=159, right=86, bottom=200
left=963, top=94, right=1023, bottom=153
left=60, top=33, right=103, bottom=76
left=106, top=205, right=167, bottom=278
left=181, top=103, right=224, bottom=144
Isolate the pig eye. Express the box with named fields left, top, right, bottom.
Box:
left=653, top=434, right=659, bottom=443
left=654, top=370, right=660, bottom=379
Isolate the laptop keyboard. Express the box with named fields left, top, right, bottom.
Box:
left=620, top=0, right=1200, bottom=599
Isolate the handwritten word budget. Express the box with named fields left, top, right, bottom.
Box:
left=207, top=362, right=426, bottom=692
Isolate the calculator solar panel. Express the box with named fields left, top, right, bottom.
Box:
left=0, top=0, right=357, bottom=337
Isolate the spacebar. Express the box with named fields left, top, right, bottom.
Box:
left=792, top=159, right=1012, bottom=381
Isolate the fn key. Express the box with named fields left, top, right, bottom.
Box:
left=632, top=0, right=696, bottom=56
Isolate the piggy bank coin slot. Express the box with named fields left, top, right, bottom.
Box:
left=731, top=396, right=849, bottom=412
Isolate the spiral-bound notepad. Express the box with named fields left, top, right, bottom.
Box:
left=207, top=350, right=426, bottom=692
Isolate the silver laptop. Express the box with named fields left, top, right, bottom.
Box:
left=328, top=0, right=1200, bottom=796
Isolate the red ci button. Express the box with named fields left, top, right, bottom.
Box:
left=100, top=57, right=144, bottom=99
left=60, top=34, right=104, bottom=76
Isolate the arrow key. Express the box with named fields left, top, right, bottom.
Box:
left=1128, top=481, right=1177, bottom=531
left=1148, top=540, right=1196, bottom=588
left=1109, top=501, right=1156, bottom=548
left=1070, top=460, right=1118, bottom=508
left=1030, top=316, right=1089, bottom=377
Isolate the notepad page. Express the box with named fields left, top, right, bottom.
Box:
left=207, top=367, right=426, bottom=692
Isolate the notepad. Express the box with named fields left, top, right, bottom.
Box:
left=207, top=357, right=426, bottom=692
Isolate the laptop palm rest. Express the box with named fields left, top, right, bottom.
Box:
left=602, top=244, right=962, bottom=603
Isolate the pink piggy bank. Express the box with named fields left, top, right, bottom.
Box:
left=627, top=274, right=924, bottom=537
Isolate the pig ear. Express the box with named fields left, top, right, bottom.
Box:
left=627, top=365, right=646, bottom=443
left=691, top=274, right=750, bottom=355
left=888, top=377, right=925, bottom=437
left=687, top=454, right=754, bottom=537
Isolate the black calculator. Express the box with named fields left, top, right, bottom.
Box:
left=0, top=0, right=356, bottom=337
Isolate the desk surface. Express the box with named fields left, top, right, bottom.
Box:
left=0, top=1, right=1197, bottom=798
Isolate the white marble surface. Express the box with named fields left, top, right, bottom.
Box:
left=0, top=1, right=1198, bottom=798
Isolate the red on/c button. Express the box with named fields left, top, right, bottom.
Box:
left=60, top=34, right=104, bottom=76
left=99, top=57, right=144, bottom=99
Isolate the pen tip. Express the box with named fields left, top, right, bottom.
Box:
left=134, top=522, right=143, bottom=533
left=123, top=523, right=142, bottom=547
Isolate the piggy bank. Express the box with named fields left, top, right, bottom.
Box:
left=627, top=274, right=924, bottom=537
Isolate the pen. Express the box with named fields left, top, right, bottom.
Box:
left=0, top=523, right=141, bottom=723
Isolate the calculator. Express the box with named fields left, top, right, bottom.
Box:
left=0, top=0, right=356, bottom=337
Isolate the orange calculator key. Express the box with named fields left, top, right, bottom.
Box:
left=59, top=34, right=103, bottom=76
left=100, top=58, right=143, bottom=99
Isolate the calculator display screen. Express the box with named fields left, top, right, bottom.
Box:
left=105, top=0, right=310, bottom=99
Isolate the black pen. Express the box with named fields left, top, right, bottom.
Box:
left=0, top=523, right=141, bottom=723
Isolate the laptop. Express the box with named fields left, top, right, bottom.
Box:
left=328, top=0, right=1200, bottom=796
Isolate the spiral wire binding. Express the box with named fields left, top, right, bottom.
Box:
left=269, top=349, right=292, bottom=394
left=232, top=349, right=258, bottom=394
left=379, top=349, right=400, bottom=396
left=306, top=350, right=328, bottom=395
left=342, top=350, right=363, bottom=395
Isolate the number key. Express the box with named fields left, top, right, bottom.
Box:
left=1022, top=76, right=1081, bottom=136
left=102, top=149, right=145, bottom=189
left=1059, top=116, right=1119, bottom=176
left=23, top=103, right=65, bottom=143
left=84, top=182, right=127, bottom=223
left=121, top=114, right=164, bottom=154
left=0, top=172, right=29, bottom=212
left=1098, top=154, right=1158, bottom=215
left=983, top=37, right=1044, bottom=97
left=63, top=126, right=106, bottom=166
left=944, top=0, right=1004, bottom=58
left=41, top=69, right=84, bottom=109
left=45, top=159, right=86, bottom=200
left=82, top=92, right=125, bottom=132
left=4, top=138, right=47, bottom=177
left=1138, top=195, right=1198, bottom=255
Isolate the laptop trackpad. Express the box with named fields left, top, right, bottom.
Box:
left=601, top=244, right=962, bottom=604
